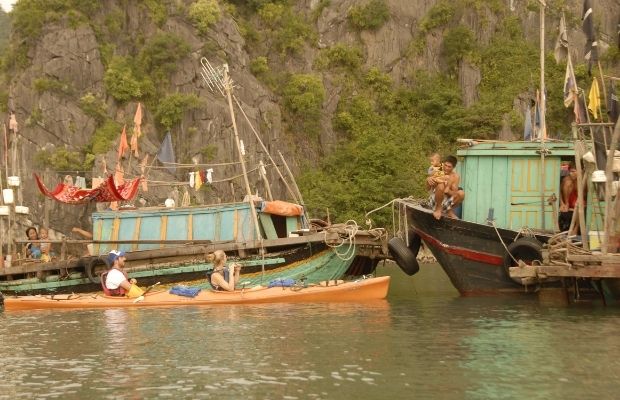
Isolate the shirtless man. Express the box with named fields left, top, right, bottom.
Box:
left=559, top=162, right=581, bottom=234
left=427, top=155, right=465, bottom=220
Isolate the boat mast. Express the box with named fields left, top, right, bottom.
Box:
left=200, top=59, right=262, bottom=243
left=538, top=0, right=547, bottom=230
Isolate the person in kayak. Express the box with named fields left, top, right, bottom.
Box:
left=207, top=250, right=241, bottom=291
left=104, top=250, right=144, bottom=298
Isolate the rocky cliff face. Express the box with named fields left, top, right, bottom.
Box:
left=0, top=0, right=619, bottom=245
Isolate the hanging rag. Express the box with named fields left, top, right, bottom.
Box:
left=189, top=172, right=195, bottom=188
left=75, top=176, right=86, bottom=189
left=195, top=170, right=203, bottom=190
left=206, top=168, right=213, bottom=184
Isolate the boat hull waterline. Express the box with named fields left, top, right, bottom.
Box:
left=2, top=276, right=390, bottom=310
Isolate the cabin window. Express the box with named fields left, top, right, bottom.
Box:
left=271, top=215, right=288, bottom=238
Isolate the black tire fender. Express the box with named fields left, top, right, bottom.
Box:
left=503, top=237, right=543, bottom=282
left=408, top=232, right=422, bottom=257
left=388, top=237, right=420, bottom=276
left=86, top=257, right=107, bottom=284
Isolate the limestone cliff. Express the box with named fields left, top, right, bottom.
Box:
left=0, top=0, right=618, bottom=244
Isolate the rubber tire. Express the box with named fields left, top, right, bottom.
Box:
left=408, top=232, right=422, bottom=256
left=388, top=237, right=420, bottom=276
left=503, top=237, right=543, bottom=282
left=86, top=257, right=107, bottom=284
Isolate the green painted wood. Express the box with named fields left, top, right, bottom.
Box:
left=461, top=153, right=479, bottom=222
left=0, top=248, right=355, bottom=293
left=118, top=216, right=137, bottom=253
left=138, top=216, right=161, bottom=251
left=259, top=214, right=278, bottom=240
left=193, top=211, right=216, bottom=242
left=167, top=214, right=188, bottom=241
left=286, top=216, right=299, bottom=235
left=458, top=142, right=569, bottom=231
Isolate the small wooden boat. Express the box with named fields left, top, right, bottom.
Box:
left=2, top=276, right=390, bottom=310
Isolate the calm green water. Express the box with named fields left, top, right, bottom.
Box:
left=1, top=263, right=620, bottom=400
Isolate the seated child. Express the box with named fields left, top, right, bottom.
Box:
left=25, top=227, right=42, bottom=259
left=39, top=227, right=53, bottom=262
left=428, top=152, right=445, bottom=180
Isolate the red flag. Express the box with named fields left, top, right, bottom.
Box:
left=134, top=103, right=142, bottom=137
left=117, top=125, right=129, bottom=160
left=130, top=133, right=139, bottom=157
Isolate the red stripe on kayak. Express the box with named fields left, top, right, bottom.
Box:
left=414, top=229, right=504, bottom=266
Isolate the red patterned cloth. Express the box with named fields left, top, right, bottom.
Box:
left=34, top=174, right=141, bottom=204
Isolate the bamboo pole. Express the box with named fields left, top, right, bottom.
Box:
left=223, top=65, right=262, bottom=243
left=603, top=118, right=620, bottom=254
left=233, top=95, right=299, bottom=203
left=572, top=124, right=589, bottom=250
left=259, top=160, right=273, bottom=201
left=538, top=1, right=547, bottom=230
left=278, top=151, right=305, bottom=208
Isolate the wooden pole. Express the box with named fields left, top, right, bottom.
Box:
left=538, top=0, right=547, bottom=230
left=572, top=124, right=589, bottom=250
left=259, top=160, right=273, bottom=201
left=223, top=65, right=262, bottom=243
left=278, top=151, right=305, bottom=207
left=603, top=118, right=620, bottom=254
left=233, top=95, right=299, bottom=203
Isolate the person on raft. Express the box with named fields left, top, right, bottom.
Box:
left=104, top=250, right=144, bottom=298
left=207, top=250, right=241, bottom=291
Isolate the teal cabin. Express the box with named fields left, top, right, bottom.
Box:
left=92, top=202, right=305, bottom=255
left=457, top=141, right=576, bottom=231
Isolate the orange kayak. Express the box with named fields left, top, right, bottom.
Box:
left=2, top=276, right=390, bottom=310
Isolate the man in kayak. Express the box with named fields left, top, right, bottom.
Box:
left=105, top=250, right=144, bottom=298
left=207, top=250, right=241, bottom=291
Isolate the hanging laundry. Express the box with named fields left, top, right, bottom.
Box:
left=118, top=125, right=129, bottom=160
left=189, top=172, right=195, bottom=188
left=206, top=168, right=213, bottom=184
left=134, top=103, right=143, bottom=137
left=130, top=132, right=139, bottom=158
left=140, top=155, right=149, bottom=192
left=9, top=113, right=18, bottom=133
left=92, top=176, right=104, bottom=189
left=195, top=170, right=203, bottom=190
left=63, top=175, right=74, bottom=186
left=199, top=170, right=207, bottom=185
left=75, top=176, right=87, bottom=189
left=115, top=164, right=125, bottom=186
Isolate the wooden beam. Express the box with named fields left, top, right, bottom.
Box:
left=510, top=264, right=620, bottom=278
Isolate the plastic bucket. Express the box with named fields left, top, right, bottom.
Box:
left=2, top=189, right=14, bottom=204
left=15, top=205, right=29, bottom=214
left=7, top=176, right=20, bottom=187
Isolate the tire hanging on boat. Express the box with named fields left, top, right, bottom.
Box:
left=388, top=237, right=420, bottom=276
left=503, top=237, right=543, bottom=283
left=86, top=257, right=108, bottom=284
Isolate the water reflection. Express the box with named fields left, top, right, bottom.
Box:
left=1, top=265, right=620, bottom=399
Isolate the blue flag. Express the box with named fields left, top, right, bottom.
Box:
left=157, top=132, right=176, bottom=174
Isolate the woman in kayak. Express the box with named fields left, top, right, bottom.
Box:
left=207, top=250, right=241, bottom=291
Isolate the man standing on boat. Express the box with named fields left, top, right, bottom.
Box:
left=427, top=155, right=465, bottom=220
left=559, top=162, right=584, bottom=234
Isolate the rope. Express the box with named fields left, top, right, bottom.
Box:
left=323, top=220, right=359, bottom=261
left=491, top=221, right=520, bottom=265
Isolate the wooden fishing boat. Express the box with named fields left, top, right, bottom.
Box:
left=393, top=141, right=575, bottom=295
left=0, top=57, right=390, bottom=295
left=0, top=201, right=388, bottom=295
left=1, top=276, right=390, bottom=310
